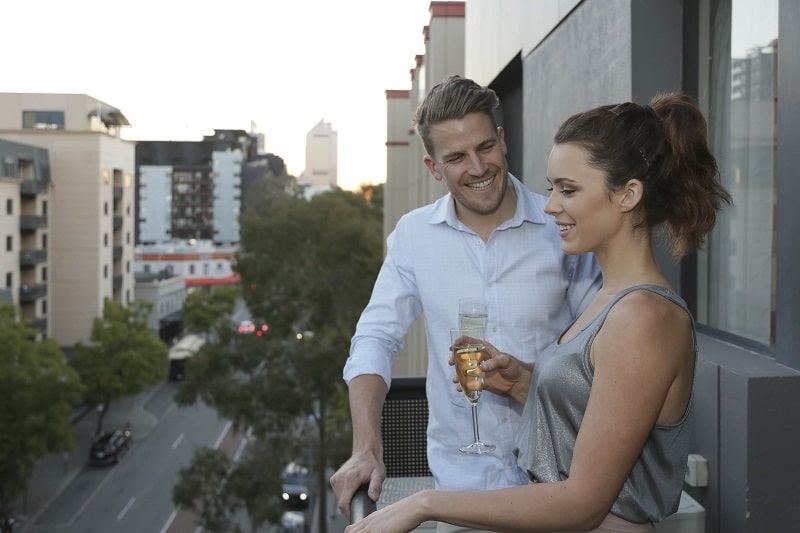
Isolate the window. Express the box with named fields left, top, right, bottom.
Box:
left=5, top=236, right=11, bottom=252
left=42, top=233, right=47, bottom=249
left=6, top=199, right=12, bottom=215
left=701, top=0, right=778, bottom=345
left=144, top=264, right=151, bottom=273
left=189, top=264, right=196, bottom=275
left=42, top=200, right=48, bottom=216
left=104, top=265, right=108, bottom=279
left=23, top=111, right=65, bottom=130
left=104, top=233, right=108, bottom=247
left=104, top=202, right=109, bottom=215
left=42, top=267, right=47, bottom=281
left=41, top=299, right=47, bottom=314
left=5, top=272, right=11, bottom=288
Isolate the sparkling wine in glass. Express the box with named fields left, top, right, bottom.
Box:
left=450, top=326, right=495, bottom=454
left=459, top=298, right=488, bottom=331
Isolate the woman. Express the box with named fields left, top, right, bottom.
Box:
left=344, top=92, right=731, bottom=533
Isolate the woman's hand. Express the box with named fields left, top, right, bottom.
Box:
left=479, top=341, right=533, bottom=404
left=344, top=491, right=428, bottom=533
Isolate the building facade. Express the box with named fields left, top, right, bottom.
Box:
left=134, top=239, right=239, bottom=291
left=135, top=129, right=258, bottom=245
left=386, top=1, right=799, bottom=531
left=0, top=93, right=136, bottom=346
left=0, top=139, right=51, bottom=338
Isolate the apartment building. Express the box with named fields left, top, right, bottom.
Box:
left=135, top=129, right=259, bottom=246
left=0, top=93, right=136, bottom=346
left=386, top=1, right=799, bottom=530
left=0, top=139, right=51, bottom=338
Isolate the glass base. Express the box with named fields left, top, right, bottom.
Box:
left=459, top=441, right=496, bottom=454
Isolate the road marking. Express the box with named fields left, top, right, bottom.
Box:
left=159, top=509, right=177, bottom=533
left=213, top=420, right=232, bottom=449
left=172, top=433, right=184, bottom=449
left=117, top=496, right=136, bottom=520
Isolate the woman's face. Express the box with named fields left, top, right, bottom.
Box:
left=544, top=143, right=627, bottom=256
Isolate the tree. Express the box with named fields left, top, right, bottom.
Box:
left=182, top=285, right=239, bottom=335
left=70, top=299, right=168, bottom=436
left=174, top=186, right=383, bottom=532
left=0, top=304, right=85, bottom=523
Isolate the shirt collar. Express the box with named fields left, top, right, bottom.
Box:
left=429, top=173, right=549, bottom=230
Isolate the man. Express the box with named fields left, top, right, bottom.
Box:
left=330, top=75, right=602, bottom=532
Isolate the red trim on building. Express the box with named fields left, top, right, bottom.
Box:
left=423, top=25, right=430, bottom=43
left=386, top=90, right=411, bottom=99
left=415, top=54, right=424, bottom=67
left=430, top=1, right=465, bottom=17
left=185, top=273, right=241, bottom=287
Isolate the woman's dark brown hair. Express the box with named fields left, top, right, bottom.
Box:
left=554, top=92, right=732, bottom=258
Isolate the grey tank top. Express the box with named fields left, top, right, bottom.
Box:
left=514, top=284, right=696, bottom=524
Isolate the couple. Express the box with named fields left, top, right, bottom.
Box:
left=331, top=75, right=731, bottom=533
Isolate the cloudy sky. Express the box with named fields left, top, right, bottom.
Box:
left=2, top=0, right=434, bottom=190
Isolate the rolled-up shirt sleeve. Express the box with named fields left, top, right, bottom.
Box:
left=343, top=226, right=423, bottom=389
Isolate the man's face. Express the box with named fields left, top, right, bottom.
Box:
left=424, top=112, right=511, bottom=223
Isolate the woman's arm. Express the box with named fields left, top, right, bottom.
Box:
left=347, top=292, right=693, bottom=533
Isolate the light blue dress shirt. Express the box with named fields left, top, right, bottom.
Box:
left=343, top=174, right=602, bottom=492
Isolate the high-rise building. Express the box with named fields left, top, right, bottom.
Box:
left=0, top=93, right=136, bottom=346
left=299, top=119, right=338, bottom=195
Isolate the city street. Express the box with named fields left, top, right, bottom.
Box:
left=15, top=382, right=242, bottom=533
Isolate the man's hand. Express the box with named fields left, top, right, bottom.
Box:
left=330, top=450, right=386, bottom=521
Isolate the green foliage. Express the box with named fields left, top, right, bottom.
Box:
left=0, top=304, right=85, bottom=518
left=174, top=187, right=383, bottom=531
left=70, top=299, right=167, bottom=435
left=182, top=285, right=239, bottom=334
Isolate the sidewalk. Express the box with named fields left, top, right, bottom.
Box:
left=12, top=388, right=160, bottom=532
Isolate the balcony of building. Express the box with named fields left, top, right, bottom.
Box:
left=19, top=249, right=47, bottom=267
left=19, top=283, right=47, bottom=303
left=20, top=179, right=49, bottom=197
left=20, top=215, right=48, bottom=232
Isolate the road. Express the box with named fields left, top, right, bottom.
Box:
left=23, top=382, right=235, bottom=533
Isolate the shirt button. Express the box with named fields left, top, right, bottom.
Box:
left=476, top=239, right=483, bottom=245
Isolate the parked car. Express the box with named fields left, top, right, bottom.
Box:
left=89, top=425, right=132, bottom=466
left=281, top=462, right=310, bottom=509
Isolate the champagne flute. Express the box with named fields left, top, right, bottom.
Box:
left=450, top=326, right=495, bottom=454
left=458, top=297, right=488, bottom=331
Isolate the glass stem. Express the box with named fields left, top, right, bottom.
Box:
left=471, top=403, right=481, bottom=443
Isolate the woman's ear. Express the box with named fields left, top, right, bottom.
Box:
left=620, top=179, right=644, bottom=212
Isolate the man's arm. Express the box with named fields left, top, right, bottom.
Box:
left=330, top=373, right=388, bottom=520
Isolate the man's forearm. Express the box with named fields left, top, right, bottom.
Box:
left=349, top=374, right=389, bottom=455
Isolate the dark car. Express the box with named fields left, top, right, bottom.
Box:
left=281, top=462, right=310, bottom=509
left=89, top=426, right=132, bottom=466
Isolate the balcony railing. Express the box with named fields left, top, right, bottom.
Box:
left=20, top=180, right=49, bottom=197
left=28, top=316, right=48, bottom=334
left=19, top=283, right=47, bottom=302
left=113, top=245, right=123, bottom=260
left=113, top=216, right=123, bottom=231
left=113, top=275, right=123, bottom=291
left=20, top=215, right=48, bottom=231
left=20, top=249, right=47, bottom=267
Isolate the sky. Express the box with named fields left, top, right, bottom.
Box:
left=2, top=0, right=434, bottom=191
